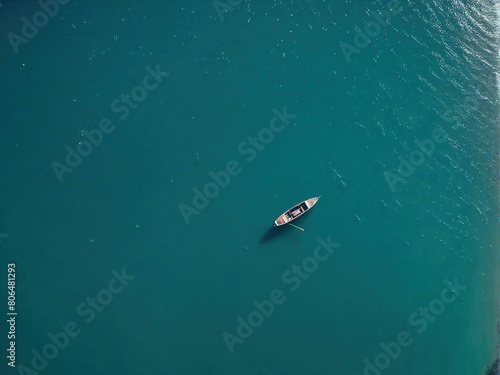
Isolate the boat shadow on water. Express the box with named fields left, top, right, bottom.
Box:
left=258, top=220, right=306, bottom=245
left=258, top=226, right=291, bottom=245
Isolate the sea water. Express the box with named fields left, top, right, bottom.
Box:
left=0, top=0, right=498, bottom=374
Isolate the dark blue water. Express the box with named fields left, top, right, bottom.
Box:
left=0, top=0, right=498, bottom=374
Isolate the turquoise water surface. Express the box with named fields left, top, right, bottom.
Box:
left=0, top=0, right=499, bottom=374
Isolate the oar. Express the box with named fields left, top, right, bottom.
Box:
left=287, top=223, right=304, bottom=231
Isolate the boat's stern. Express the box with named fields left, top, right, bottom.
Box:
left=274, top=216, right=286, bottom=226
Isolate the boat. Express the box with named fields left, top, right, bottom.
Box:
left=273, top=196, right=321, bottom=227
